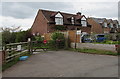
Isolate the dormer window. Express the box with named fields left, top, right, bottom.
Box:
left=104, top=22, right=107, bottom=27
left=71, top=17, right=74, bottom=25
left=55, top=13, right=63, bottom=25
left=110, top=23, right=113, bottom=28
left=116, top=24, right=118, bottom=28
left=81, top=16, right=87, bottom=26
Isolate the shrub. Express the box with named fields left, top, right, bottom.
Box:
left=50, top=32, right=65, bottom=49
left=35, top=35, right=43, bottom=42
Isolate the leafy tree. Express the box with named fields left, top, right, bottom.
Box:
left=15, top=29, right=33, bottom=42
left=2, top=30, right=11, bottom=44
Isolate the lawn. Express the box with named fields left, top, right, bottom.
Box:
left=93, top=40, right=120, bottom=45
left=67, top=48, right=118, bottom=56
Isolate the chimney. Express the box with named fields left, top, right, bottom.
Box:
left=76, top=12, right=81, bottom=16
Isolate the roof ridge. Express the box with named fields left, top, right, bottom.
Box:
left=39, top=9, right=80, bottom=16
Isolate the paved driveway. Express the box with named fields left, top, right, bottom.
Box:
left=3, top=50, right=118, bottom=77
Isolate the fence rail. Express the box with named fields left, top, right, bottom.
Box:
left=2, top=41, right=47, bottom=64
left=2, top=41, right=30, bottom=64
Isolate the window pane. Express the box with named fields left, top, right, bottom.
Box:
left=55, top=17, right=63, bottom=25
left=81, top=21, right=87, bottom=26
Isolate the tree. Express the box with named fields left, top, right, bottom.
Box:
left=15, top=29, right=34, bottom=42
left=1, top=26, right=21, bottom=44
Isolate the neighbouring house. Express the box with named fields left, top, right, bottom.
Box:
left=31, top=9, right=91, bottom=35
left=87, top=17, right=119, bottom=34
left=113, top=20, right=120, bottom=33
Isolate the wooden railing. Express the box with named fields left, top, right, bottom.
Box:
left=2, top=41, right=49, bottom=64
left=2, top=42, right=31, bottom=64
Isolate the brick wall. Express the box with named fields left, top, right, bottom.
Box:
left=87, top=18, right=103, bottom=34
left=31, top=10, right=48, bottom=35
left=103, top=28, right=110, bottom=33
left=43, top=30, right=81, bottom=43
left=80, top=27, right=91, bottom=34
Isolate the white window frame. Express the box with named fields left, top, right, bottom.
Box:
left=55, top=13, right=63, bottom=25
left=116, top=24, right=118, bottom=28
left=81, top=17, right=87, bottom=27
left=71, top=17, right=74, bottom=25
left=110, top=23, right=113, bottom=28
left=104, top=22, right=107, bottom=27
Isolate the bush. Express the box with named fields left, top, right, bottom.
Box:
left=33, top=35, right=44, bottom=47
left=50, top=32, right=65, bottom=49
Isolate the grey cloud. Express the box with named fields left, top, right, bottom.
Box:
left=82, top=2, right=118, bottom=19
left=2, top=2, right=74, bottom=19
left=1, top=2, right=118, bottom=20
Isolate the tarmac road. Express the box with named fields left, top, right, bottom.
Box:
left=3, top=50, right=118, bottom=77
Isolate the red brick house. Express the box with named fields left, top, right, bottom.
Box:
left=31, top=9, right=91, bottom=35
left=88, top=17, right=119, bottom=34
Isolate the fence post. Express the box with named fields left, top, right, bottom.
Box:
left=2, top=46, right=6, bottom=64
left=65, top=31, right=69, bottom=49
left=28, top=38, right=32, bottom=54
left=75, top=28, right=77, bottom=49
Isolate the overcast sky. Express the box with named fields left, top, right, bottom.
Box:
left=1, top=1, right=120, bottom=30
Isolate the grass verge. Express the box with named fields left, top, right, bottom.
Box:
left=2, top=57, right=19, bottom=71
left=67, top=48, right=118, bottom=56
left=2, top=52, right=31, bottom=71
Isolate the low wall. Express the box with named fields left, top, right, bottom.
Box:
left=71, top=43, right=117, bottom=52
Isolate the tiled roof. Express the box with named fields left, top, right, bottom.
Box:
left=93, top=18, right=106, bottom=24
left=40, top=9, right=85, bottom=25
left=113, top=20, right=118, bottom=24
left=107, top=19, right=113, bottom=24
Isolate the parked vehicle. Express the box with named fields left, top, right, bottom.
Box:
left=95, top=34, right=106, bottom=42
left=81, top=34, right=93, bottom=43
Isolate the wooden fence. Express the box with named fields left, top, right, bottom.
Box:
left=2, top=42, right=30, bottom=64
left=2, top=41, right=47, bottom=64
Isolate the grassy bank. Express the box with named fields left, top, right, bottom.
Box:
left=2, top=52, right=31, bottom=71
left=67, top=48, right=118, bottom=56
left=2, top=57, right=19, bottom=71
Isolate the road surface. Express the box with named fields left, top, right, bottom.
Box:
left=3, top=50, right=118, bottom=77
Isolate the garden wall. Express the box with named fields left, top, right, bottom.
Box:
left=71, top=43, right=117, bottom=52
left=43, top=30, right=81, bottom=43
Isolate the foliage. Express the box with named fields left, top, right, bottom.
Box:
left=50, top=32, right=65, bottom=49
left=2, top=52, right=30, bottom=71
left=2, top=57, right=19, bottom=71
left=32, top=35, right=44, bottom=47
left=51, top=32, right=65, bottom=40
left=35, top=35, right=43, bottom=42
left=94, top=40, right=119, bottom=44
left=1, top=26, right=35, bottom=44
left=2, top=30, right=16, bottom=44
left=1, top=26, right=22, bottom=44
left=15, top=29, right=34, bottom=42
